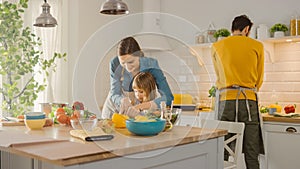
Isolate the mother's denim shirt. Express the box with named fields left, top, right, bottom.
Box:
left=109, top=56, right=173, bottom=109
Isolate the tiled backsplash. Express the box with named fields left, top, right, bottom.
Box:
left=163, top=41, right=300, bottom=111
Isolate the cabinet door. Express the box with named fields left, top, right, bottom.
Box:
left=179, top=115, right=198, bottom=126
left=264, top=123, right=300, bottom=169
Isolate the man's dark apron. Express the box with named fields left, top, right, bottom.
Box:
left=214, top=85, right=265, bottom=154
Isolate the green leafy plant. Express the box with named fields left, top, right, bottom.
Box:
left=213, top=28, right=231, bottom=38
left=270, top=23, right=288, bottom=33
left=208, top=86, right=217, bottom=97
left=0, top=0, right=66, bottom=117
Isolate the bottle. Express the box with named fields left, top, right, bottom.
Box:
left=290, top=15, right=300, bottom=36
left=160, top=101, right=166, bottom=119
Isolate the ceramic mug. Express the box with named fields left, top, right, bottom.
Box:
left=269, top=108, right=277, bottom=115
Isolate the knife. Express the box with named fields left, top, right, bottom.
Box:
left=85, top=135, right=114, bottom=142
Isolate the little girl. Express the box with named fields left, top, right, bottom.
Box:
left=132, top=72, right=157, bottom=106
left=120, top=72, right=158, bottom=117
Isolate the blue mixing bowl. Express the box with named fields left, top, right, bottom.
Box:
left=25, top=112, right=46, bottom=120
left=126, top=118, right=166, bottom=136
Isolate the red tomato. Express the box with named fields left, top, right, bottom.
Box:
left=284, top=104, right=296, bottom=114
left=57, top=114, right=69, bottom=124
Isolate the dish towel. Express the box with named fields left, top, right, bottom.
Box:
left=70, top=127, right=114, bottom=141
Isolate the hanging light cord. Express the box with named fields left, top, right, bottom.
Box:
left=44, top=0, right=47, bottom=3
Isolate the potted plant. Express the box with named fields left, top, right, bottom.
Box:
left=0, top=0, right=66, bottom=117
left=214, top=28, right=231, bottom=41
left=270, top=23, right=288, bottom=38
left=208, top=85, right=217, bottom=110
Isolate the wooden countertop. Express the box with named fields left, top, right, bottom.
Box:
left=262, top=113, right=300, bottom=124
left=0, top=124, right=227, bottom=166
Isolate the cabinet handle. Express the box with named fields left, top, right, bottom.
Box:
left=286, top=127, right=297, bottom=133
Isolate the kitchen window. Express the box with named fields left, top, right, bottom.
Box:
left=0, top=0, right=66, bottom=117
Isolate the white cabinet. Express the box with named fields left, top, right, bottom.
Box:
left=178, top=111, right=215, bottom=127
left=263, top=122, right=300, bottom=169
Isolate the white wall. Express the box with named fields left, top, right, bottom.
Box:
left=66, top=0, right=300, bottom=113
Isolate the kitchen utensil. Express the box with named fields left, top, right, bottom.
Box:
left=268, top=108, right=276, bottom=115
left=25, top=119, right=46, bottom=130
left=25, top=112, right=46, bottom=120
left=85, top=135, right=114, bottom=141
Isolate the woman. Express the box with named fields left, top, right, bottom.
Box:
left=102, top=37, right=173, bottom=119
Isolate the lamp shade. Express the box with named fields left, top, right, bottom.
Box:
left=33, top=1, right=57, bottom=27
left=100, top=0, right=129, bottom=15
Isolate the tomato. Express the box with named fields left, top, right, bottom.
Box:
left=284, top=104, right=296, bottom=114
left=17, top=115, right=25, bottom=119
left=73, top=110, right=81, bottom=119
left=55, top=107, right=66, bottom=117
left=44, top=118, right=54, bottom=127
left=57, top=114, right=69, bottom=124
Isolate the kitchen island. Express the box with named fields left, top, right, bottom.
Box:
left=0, top=124, right=227, bottom=169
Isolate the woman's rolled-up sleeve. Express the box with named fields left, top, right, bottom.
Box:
left=141, top=58, right=174, bottom=107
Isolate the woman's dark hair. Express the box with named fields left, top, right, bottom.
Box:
left=231, top=15, right=253, bottom=32
left=118, top=37, right=144, bottom=57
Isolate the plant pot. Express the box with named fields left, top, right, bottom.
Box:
left=217, top=36, right=226, bottom=41
left=274, top=31, right=285, bottom=38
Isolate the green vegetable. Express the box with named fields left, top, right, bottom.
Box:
left=260, top=106, right=269, bottom=113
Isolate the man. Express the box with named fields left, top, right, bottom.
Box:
left=211, top=15, right=265, bottom=169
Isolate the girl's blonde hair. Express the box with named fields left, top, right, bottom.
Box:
left=132, top=72, right=157, bottom=102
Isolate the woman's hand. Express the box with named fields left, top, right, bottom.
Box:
left=125, top=106, right=140, bottom=118
left=119, top=97, right=132, bottom=115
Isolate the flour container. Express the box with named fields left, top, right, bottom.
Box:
left=207, top=22, right=216, bottom=43
left=257, top=24, right=269, bottom=39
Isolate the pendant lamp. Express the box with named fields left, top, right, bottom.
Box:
left=100, top=0, right=129, bottom=15
left=33, top=0, right=57, bottom=27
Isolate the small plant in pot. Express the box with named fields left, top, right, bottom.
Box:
left=208, top=85, right=217, bottom=110
left=214, top=28, right=231, bottom=41
left=270, top=23, right=288, bottom=38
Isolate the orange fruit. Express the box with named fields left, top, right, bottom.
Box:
left=112, top=113, right=129, bottom=128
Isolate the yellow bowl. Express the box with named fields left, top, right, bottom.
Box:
left=25, top=119, right=46, bottom=130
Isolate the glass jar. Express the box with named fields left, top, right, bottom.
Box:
left=290, top=15, right=300, bottom=36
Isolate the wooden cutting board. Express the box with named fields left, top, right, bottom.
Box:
left=1, top=121, right=25, bottom=126
left=1, top=117, right=25, bottom=126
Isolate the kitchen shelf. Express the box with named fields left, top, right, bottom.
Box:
left=189, top=35, right=300, bottom=64
left=261, top=35, right=300, bottom=44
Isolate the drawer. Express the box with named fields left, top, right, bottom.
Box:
left=264, top=123, right=300, bottom=134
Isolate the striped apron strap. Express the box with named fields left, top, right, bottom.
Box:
left=216, top=85, right=257, bottom=122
